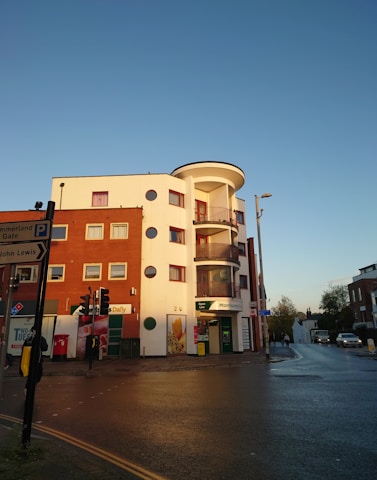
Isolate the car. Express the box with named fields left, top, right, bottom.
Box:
left=336, top=333, right=363, bottom=348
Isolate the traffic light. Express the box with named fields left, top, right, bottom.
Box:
left=99, top=287, right=110, bottom=315
left=79, top=294, right=90, bottom=316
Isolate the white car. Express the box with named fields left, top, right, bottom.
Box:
left=336, top=333, right=363, bottom=348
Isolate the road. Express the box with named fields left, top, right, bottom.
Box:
left=2, top=345, right=377, bottom=479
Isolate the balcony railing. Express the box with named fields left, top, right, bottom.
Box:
left=197, top=282, right=241, bottom=298
left=194, top=207, right=237, bottom=226
left=195, top=243, right=239, bottom=263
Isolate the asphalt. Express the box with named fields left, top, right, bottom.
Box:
left=0, top=346, right=295, bottom=480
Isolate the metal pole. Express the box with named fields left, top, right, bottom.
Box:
left=0, top=264, right=16, bottom=399
left=22, top=201, right=55, bottom=447
left=255, top=195, right=270, bottom=360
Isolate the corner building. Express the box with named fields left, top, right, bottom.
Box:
left=51, top=161, right=254, bottom=356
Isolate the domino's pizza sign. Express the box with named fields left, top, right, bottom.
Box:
left=11, top=302, right=24, bottom=315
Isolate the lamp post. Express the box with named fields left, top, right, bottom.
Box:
left=255, top=193, right=272, bottom=360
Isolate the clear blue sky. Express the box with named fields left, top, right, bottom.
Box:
left=1, top=0, right=376, bottom=313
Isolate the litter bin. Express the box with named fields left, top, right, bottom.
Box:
left=53, top=334, right=69, bottom=361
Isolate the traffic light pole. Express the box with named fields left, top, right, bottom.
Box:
left=0, top=264, right=17, bottom=399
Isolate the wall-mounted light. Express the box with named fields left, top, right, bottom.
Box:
left=34, top=201, right=43, bottom=210
left=130, top=287, right=137, bottom=296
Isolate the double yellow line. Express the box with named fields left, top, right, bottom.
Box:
left=0, top=413, right=167, bottom=480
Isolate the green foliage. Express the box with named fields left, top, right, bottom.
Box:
left=319, top=284, right=352, bottom=330
left=269, top=295, right=297, bottom=339
left=0, top=425, right=44, bottom=480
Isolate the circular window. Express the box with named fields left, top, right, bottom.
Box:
left=145, top=266, right=157, bottom=278
left=146, top=227, right=157, bottom=239
left=145, top=190, right=157, bottom=201
left=144, top=317, right=157, bottom=330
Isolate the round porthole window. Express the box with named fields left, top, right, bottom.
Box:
left=145, top=266, right=157, bottom=278
left=144, top=317, right=157, bottom=330
left=146, top=227, right=158, bottom=239
left=145, top=190, right=157, bottom=201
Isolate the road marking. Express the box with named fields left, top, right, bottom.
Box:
left=0, top=413, right=167, bottom=480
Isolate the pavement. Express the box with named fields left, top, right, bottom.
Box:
left=0, top=346, right=295, bottom=479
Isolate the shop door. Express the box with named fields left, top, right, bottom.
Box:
left=221, top=317, right=233, bottom=353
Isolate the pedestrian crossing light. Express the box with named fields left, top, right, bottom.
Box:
left=79, top=294, right=90, bottom=316
left=99, top=287, right=110, bottom=315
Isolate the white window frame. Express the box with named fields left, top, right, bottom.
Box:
left=48, top=265, right=65, bottom=282
left=15, top=265, right=39, bottom=283
left=86, top=224, right=104, bottom=240
left=52, top=225, right=68, bottom=241
left=83, top=263, right=102, bottom=280
left=109, top=262, right=127, bottom=280
left=110, top=223, right=129, bottom=239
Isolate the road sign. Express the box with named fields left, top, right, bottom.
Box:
left=0, top=242, right=47, bottom=264
left=0, top=220, right=50, bottom=243
left=258, top=309, right=271, bottom=316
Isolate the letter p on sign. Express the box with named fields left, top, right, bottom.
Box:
left=34, top=223, right=48, bottom=238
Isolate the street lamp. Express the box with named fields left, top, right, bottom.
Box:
left=255, top=192, right=272, bottom=360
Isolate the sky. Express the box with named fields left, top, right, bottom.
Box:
left=1, top=0, right=376, bottom=313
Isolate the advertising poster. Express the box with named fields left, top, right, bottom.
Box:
left=167, top=315, right=186, bottom=354
left=77, top=315, right=109, bottom=359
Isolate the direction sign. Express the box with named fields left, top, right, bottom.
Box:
left=0, top=220, right=50, bottom=243
left=258, top=309, right=271, bottom=316
left=0, top=242, right=47, bottom=264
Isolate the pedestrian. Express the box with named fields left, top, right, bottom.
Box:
left=4, top=353, right=14, bottom=369
left=20, top=327, right=48, bottom=393
left=284, top=333, right=290, bottom=347
left=280, top=332, right=285, bottom=347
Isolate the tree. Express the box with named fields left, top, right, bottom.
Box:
left=319, top=284, right=351, bottom=330
left=269, top=296, right=297, bottom=340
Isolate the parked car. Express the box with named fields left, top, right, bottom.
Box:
left=336, top=333, right=363, bottom=348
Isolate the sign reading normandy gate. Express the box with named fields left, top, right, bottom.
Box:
left=0, top=220, right=50, bottom=242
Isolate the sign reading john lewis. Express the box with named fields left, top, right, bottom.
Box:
left=0, top=242, right=47, bottom=264
left=0, top=220, right=50, bottom=242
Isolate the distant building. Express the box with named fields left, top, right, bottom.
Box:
left=348, top=264, right=377, bottom=328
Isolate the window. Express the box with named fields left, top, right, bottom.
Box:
left=235, top=210, right=245, bottom=224
left=146, top=190, right=157, bottom=201
left=240, top=275, right=248, bottom=289
left=145, top=266, right=157, bottom=278
left=92, top=191, right=108, bottom=207
left=52, top=225, right=68, bottom=240
left=169, top=265, right=185, bottom=282
left=144, top=317, right=157, bottom=330
left=170, top=227, right=185, bottom=244
left=195, top=200, right=207, bottom=222
left=169, top=190, right=184, bottom=207
left=358, top=288, right=362, bottom=301
left=83, top=264, right=101, bottom=280
left=352, top=290, right=355, bottom=302
left=111, top=223, right=128, bottom=239
left=48, top=265, right=65, bottom=281
left=146, top=227, right=158, bottom=239
left=109, top=263, right=127, bottom=279
left=238, top=242, right=246, bottom=256
left=15, top=265, right=39, bottom=282
left=86, top=224, right=104, bottom=240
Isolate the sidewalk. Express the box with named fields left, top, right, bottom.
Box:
left=1, top=346, right=295, bottom=480
left=4, top=345, right=296, bottom=378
